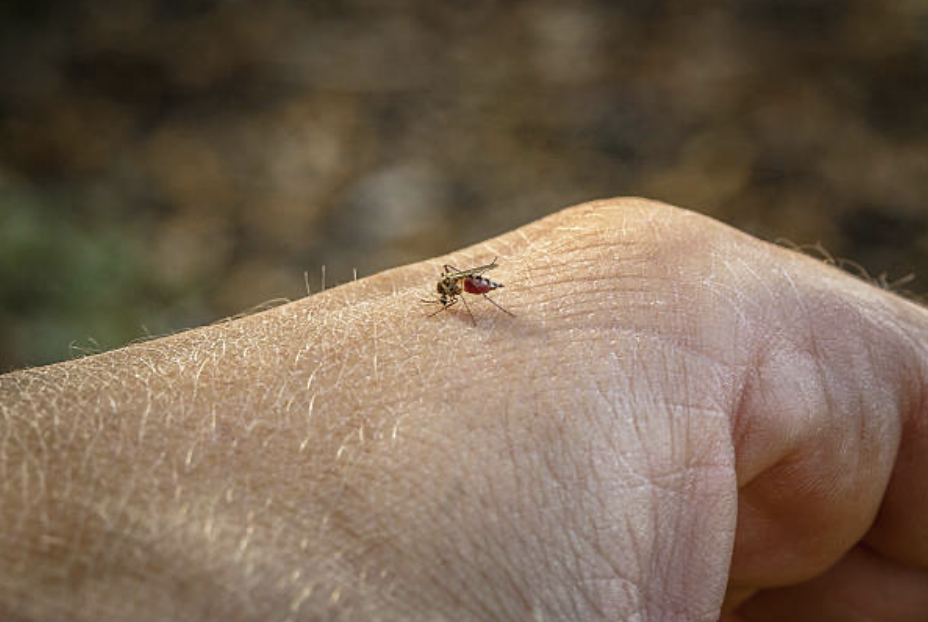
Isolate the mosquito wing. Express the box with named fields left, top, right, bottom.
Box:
left=441, top=257, right=499, bottom=280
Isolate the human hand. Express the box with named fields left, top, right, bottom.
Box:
left=2, top=198, right=925, bottom=621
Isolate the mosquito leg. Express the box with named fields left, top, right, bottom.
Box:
left=459, top=293, right=477, bottom=326
left=483, top=294, right=515, bottom=316
left=425, top=297, right=457, bottom=318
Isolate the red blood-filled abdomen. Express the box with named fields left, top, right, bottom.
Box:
left=464, top=276, right=498, bottom=294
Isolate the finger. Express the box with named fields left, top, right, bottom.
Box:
left=864, top=330, right=928, bottom=566
left=726, top=242, right=928, bottom=587
left=738, top=545, right=928, bottom=621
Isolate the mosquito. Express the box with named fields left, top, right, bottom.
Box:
left=422, top=257, right=514, bottom=325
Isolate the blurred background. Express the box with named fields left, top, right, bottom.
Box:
left=1, top=0, right=927, bottom=370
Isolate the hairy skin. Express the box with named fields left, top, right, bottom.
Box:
left=1, top=198, right=926, bottom=621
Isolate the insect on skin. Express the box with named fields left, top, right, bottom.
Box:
left=422, top=257, right=515, bottom=326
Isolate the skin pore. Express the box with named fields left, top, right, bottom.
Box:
left=1, top=198, right=926, bottom=621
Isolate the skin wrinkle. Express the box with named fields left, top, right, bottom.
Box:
left=482, top=413, right=545, bottom=617
left=715, top=258, right=764, bottom=322
left=415, top=484, right=503, bottom=620
left=581, top=498, right=643, bottom=615
left=547, top=503, right=597, bottom=617
left=506, top=374, right=602, bottom=617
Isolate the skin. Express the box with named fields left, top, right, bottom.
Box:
left=1, top=197, right=926, bottom=621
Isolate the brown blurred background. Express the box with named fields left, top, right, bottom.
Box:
left=1, top=0, right=927, bottom=370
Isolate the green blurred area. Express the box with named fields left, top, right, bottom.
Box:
left=1, top=0, right=927, bottom=370
left=0, top=188, right=190, bottom=367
